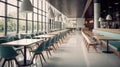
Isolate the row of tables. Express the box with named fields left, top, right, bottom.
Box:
left=0, top=29, right=68, bottom=66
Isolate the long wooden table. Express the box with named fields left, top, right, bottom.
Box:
left=1, top=39, right=43, bottom=66
left=93, top=35, right=120, bottom=53
left=34, top=34, right=55, bottom=39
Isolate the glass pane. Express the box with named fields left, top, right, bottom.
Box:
left=0, top=2, right=5, bottom=16
left=43, top=12, right=45, bottom=16
left=34, top=22, right=37, bottom=32
left=43, top=0, right=45, bottom=11
left=0, top=17, right=4, bottom=36
left=19, top=12, right=26, bottom=19
left=43, top=16, right=45, bottom=22
left=39, top=15, right=41, bottom=21
left=19, top=20, right=26, bottom=33
left=39, top=22, right=41, bottom=31
left=7, top=5, right=17, bottom=18
left=19, top=1, right=22, bottom=8
left=39, top=0, right=41, bottom=9
left=28, top=21, right=32, bottom=33
left=34, top=14, right=37, bottom=21
left=7, top=18, right=17, bottom=34
left=39, top=10, right=42, bottom=14
left=34, top=0, right=37, bottom=7
left=8, top=0, right=17, bottom=6
left=43, top=23, right=45, bottom=31
left=34, top=8, right=37, bottom=13
left=28, top=13, right=32, bottom=20
left=19, top=1, right=26, bottom=19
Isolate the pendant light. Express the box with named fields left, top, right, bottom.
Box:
left=48, top=7, right=55, bottom=19
left=20, top=0, right=33, bottom=13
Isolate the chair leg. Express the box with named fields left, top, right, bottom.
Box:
left=11, top=60, right=13, bottom=67
left=93, top=45, right=98, bottom=53
left=46, top=51, right=49, bottom=59
left=87, top=45, right=90, bottom=52
left=0, top=58, right=2, bottom=62
left=8, top=61, right=10, bottom=67
left=31, top=54, right=36, bottom=63
left=52, top=45, right=57, bottom=51
left=48, top=50, right=52, bottom=56
left=41, top=53, right=47, bottom=63
left=39, top=55, right=43, bottom=67
left=20, top=49, right=24, bottom=56
left=14, top=58, right=19, bottom=66
left=2, top=59, right=6, bottom=67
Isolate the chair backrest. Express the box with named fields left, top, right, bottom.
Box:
left=0, top=46, right=18, bottom=59
left=39, top=32, right=44, bottom=35
left=45, top=38, right=52, bottom=48
left=25, top=35, right=32, bottom=39
left=31, top=34, right=35, bottom=38
left=33, top=40, right=47, bottom=53
left=0, top=39, right=8, bottom=44
left=13, top=36, right=20, bottom=40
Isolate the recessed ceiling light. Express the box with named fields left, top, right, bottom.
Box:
left=114, top=2, right=119, bottom=5
left=109, top=6, right=112, bottom=8
left=103, top=10, right=106, bottom=12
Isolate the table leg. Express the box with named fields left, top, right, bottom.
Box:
left=24, top=46, right=27, bottom=65
left=102, top=40, right=113, bottom=54
left=18, top=46, right=32, bottom=66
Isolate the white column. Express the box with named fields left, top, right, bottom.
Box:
left=94, top=3, right=100, bottom=29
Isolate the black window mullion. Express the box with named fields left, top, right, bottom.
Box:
left=32, top=0, right=34, bottom=33
left=37, top=0, right=39, bottom=32
left=17, top=0, right=19, bottom=34
left=45, top=0, right=46, bottom=32
left=41, top=0, right=43, bottom=31
left=4, top=0, right=7, bottom=36
left=26, top=13, right=28, bottom=33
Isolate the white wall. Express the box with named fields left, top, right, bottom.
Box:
left=76, top=18, right=85, bottom=28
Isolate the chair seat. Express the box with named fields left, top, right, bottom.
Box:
left=13, top=46, right=24, bottom=50
left=0, top=46, right=19, bottom=59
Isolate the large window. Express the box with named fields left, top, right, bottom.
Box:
left=0, top=0, right=65, bottom=37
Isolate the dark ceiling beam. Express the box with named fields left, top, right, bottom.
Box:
left=81, top=0, right=92, bottom=18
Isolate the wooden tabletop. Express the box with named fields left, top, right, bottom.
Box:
left=48, top=29, right=68, bottom=35
left=93, top=35, right=120, bottom=40
left=1, top=39, right=43, bottom=46
left=34, top=34, right=55, bottom=38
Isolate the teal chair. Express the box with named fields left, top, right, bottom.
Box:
left=0, top=39, right=8, bottom=62
left=45, top=37, right=54, bottom=58
left=0, top=46, right=20, bottom=67
left=31, top=41, right=47, bottom=67
left=44, top=38, right=55, bottom=58
left=25, top=35, right=32, bottom=39
left=12, top=36, right=24, bottom=55
left=0, top=39, right=8, bottom=44
left=31, top=34, right=35, bottom=38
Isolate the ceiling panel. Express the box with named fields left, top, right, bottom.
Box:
left=47, top=0, right=87, bottom=18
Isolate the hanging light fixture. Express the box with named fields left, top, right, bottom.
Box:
left=48, top=7, right=55, bottom=19
left=20, top=0, right=33, bottom=12
left=98, top=17, right=103, bottom=28
left=106, top=14, right=112, bottom=20
left=106, top=14, right=112, bottom=28
left=98, top=17, right=103, bottom=22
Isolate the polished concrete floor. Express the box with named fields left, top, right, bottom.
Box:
left=1, top=31, right=120, bottom=67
